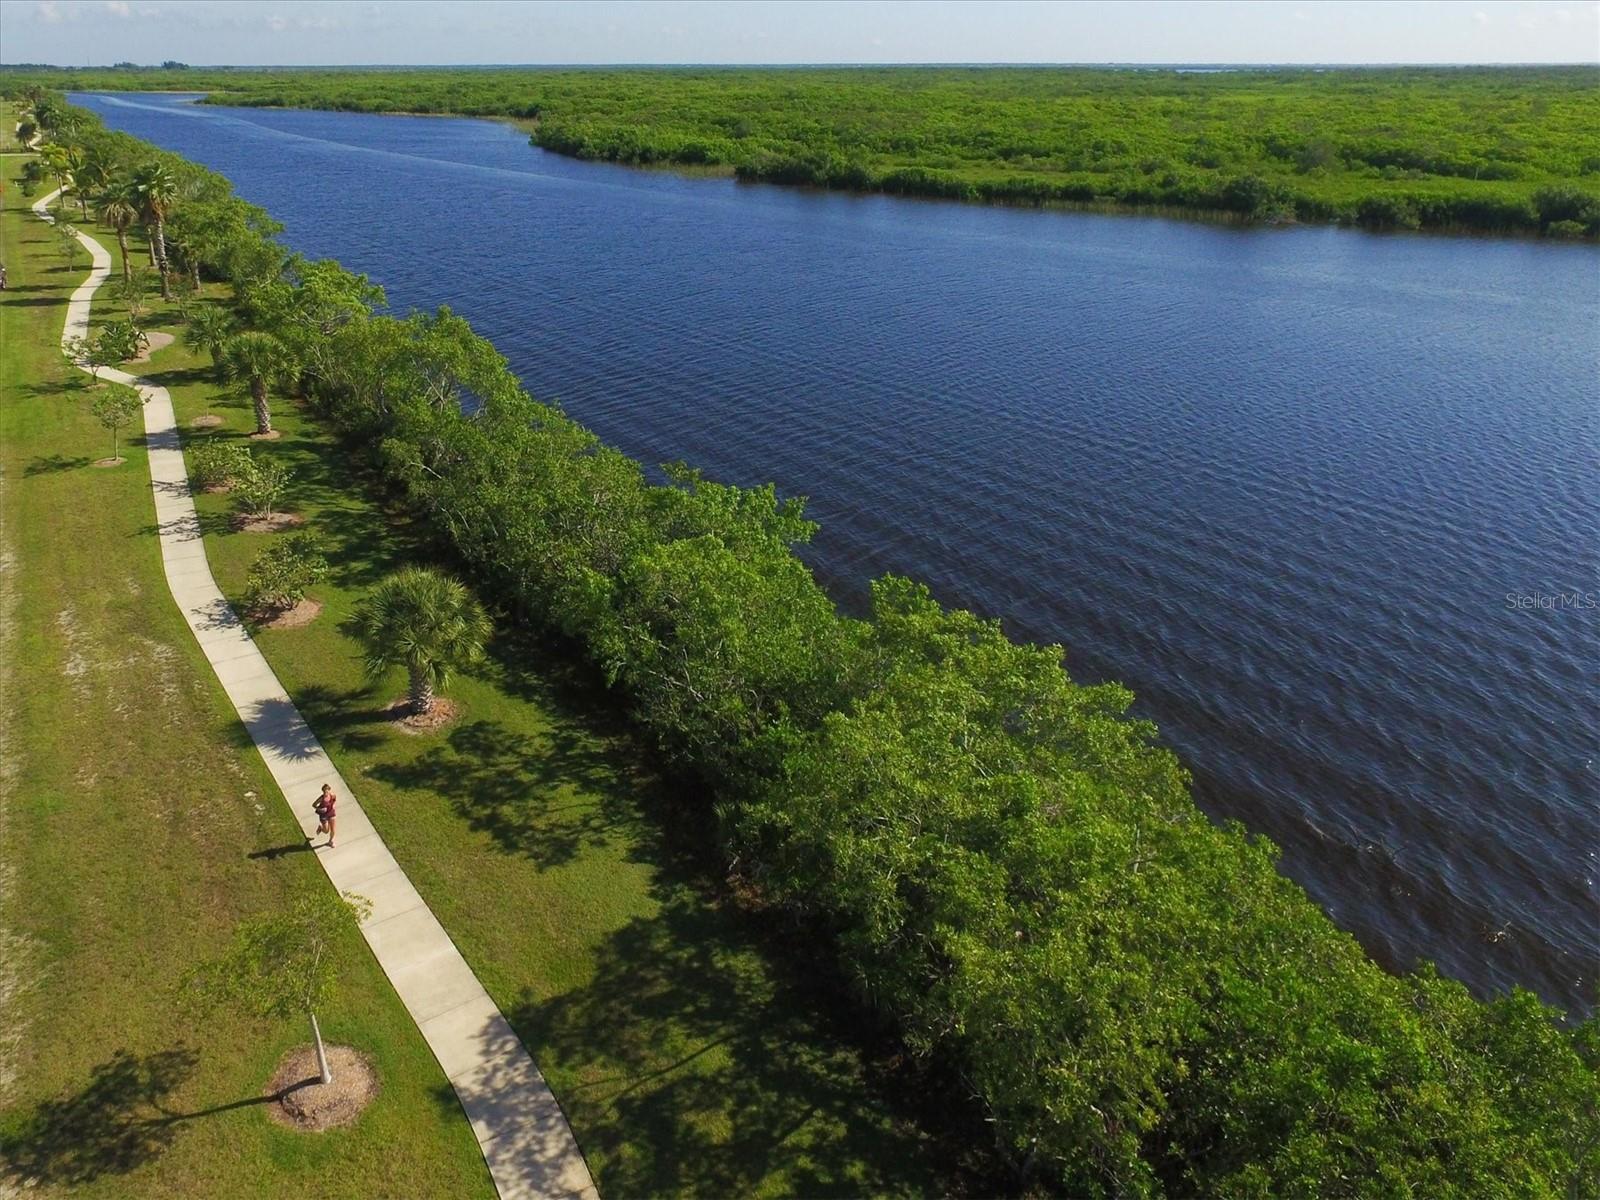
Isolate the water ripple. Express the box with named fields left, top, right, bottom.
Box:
left=76, top=92, right=1600, bottom=1017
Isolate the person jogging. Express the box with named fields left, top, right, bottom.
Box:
left=312, top=783, right=338, bottom=848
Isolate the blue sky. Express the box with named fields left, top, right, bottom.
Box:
left=2, top=0, right=1596, bottom=66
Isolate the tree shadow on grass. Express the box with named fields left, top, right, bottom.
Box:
left=0, top=1049, right=196, bottom=1187
left=486, top=894, right=952, bottom=1199
left=24, top=453, right=89, bottom=476
left=0, top=1047, right=321, bottom=1189
left=369, top=717, right=644, bottom=871
left=18, top=377, right=83, bottom=400
left=293, top=682, right=392, bottom=755
left=135, top=364, right=218, bottom=390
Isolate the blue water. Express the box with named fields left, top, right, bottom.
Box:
left=75, top=92, right=1600, bottom=1016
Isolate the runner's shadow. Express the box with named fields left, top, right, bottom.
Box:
left=248, top=841, right=314, bottom=861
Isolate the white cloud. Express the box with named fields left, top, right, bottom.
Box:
left=1474, top=9, right=1490, bottom=24
left=36, top=0, right=64, bottom=22
left=104, top=0, right=131, bottom=16
left=267, top=13, right=287, bottom=31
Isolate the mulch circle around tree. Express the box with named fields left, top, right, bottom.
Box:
left=386, top=697, right=460, bottom=734
left=91, top=456, right=125, bottom=468
left=248, top=430, right=282, bottom=442
left=200, top=480, right=232, bottom=494
left=191, top=414, right=224, bottom=429
left=253, top=597, right=323, bottom=630
left=232, top=511, right=306, bottom=533
left=264, top=1044, right=378, bottom=1133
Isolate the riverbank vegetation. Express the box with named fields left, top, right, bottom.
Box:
left=0, top=93, right=961, bottom=1198
left=6, top=64, right=1600, bottom=234
left=9, top=89, right=1597, bottom=1197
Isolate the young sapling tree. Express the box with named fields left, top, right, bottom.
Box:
left=233, top=458, right=292, bottom=518
left=182, top=891, right=372, bottom=1086
left=89, top=383, right=143, bottom=460
left=245, top=533, right=329, bottom=615
left=188, top=440, right=253, bottom=491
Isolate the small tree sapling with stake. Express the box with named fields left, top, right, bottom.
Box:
left=182, top=891, right=372, bottom=1086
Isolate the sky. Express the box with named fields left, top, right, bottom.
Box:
left=1, top=0, right=1596, bottom=66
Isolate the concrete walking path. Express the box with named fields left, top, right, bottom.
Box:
left=32, top=190, right=597, bottom=1200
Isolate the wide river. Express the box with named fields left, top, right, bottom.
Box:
left=77, top=93, right=1599, bottom=1016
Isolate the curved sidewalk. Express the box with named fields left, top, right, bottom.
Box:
left=33, top=190, right=596, bottom=1200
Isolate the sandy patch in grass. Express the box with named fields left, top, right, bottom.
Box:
left=231, top=511, right=305, bottom=533
left=265, top=1045, right=378, bottom=1132
left=128, top=330, right=175, bottom=362
left=248, top=430, right=282, bottom=442
left=190, top=414, right=224, bottom=430
left=0, top=542, right=37, bottom=1107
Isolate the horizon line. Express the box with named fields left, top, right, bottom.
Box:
left=4, top=60, right=1599, bottom=70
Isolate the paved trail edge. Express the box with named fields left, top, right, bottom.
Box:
left=32, top=188, right=597, bottom=1200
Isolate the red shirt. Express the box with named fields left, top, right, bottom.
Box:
left=318, top=792, right=337, bottom=818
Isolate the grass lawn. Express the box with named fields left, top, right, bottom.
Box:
left=0, top=149, right=495, bottom=1199
left=111, top=207, right=967, bottom=1196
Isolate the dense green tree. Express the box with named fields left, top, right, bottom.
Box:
left=232, top=458, right=292, bottom=519
left=244, top=533, right=328, bottom=614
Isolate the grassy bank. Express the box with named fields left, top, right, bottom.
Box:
left=109, top=264, right=964, bottom=1194
left=0, top=153, right=494, bottom=1198
left=7, top=64, right=1600, bottom=234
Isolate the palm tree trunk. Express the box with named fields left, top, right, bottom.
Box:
left=309, top=1010, right=332, bottom=1086
left=152, top=217, right=171, bottom=300
left=78, top=193, right=89, bottom=220
left=115, top=227, right=132, bottom=284
left=408, top=665, right=435, bottom=716
left=251, top=377, right=272, bottom=435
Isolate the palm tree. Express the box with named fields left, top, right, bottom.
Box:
left=184, top=304, right=236, bottom=383
left=132, top=161, right=178, bottom=300
left=38, top=143, right=71, bottom=212
left=96, top=178, right=141, bottom=284
left=222, top=331, right=296, bottom=435
left=352, top=568, right=491, bottom=717
left=75, top=144, right=116, bottom=217
left=60, top=144, right=97, bottom=220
